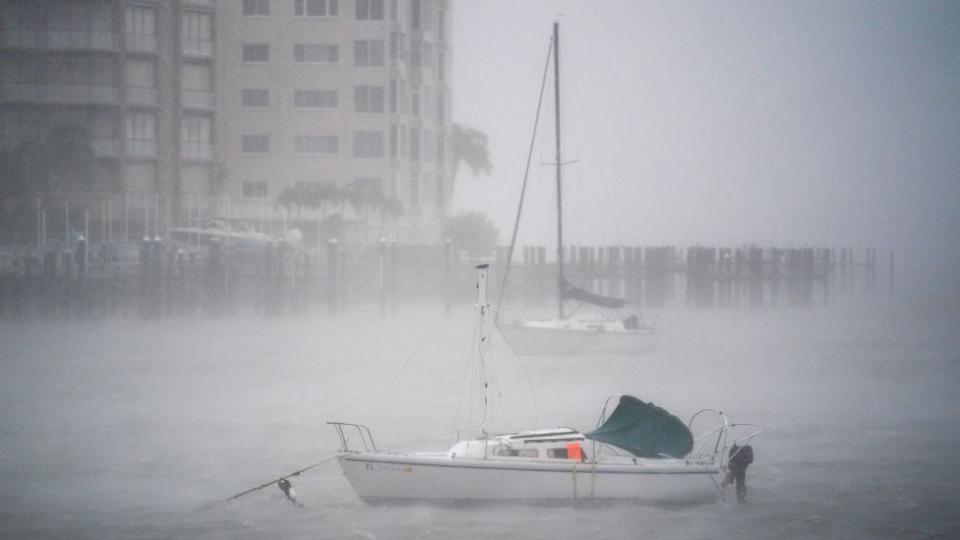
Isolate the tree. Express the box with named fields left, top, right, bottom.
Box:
left=451, top=123, right=492, bottom=180
left=5, top=124, right=95, bottom=204
left=375, top=195, right=404, bottom=239
left=0, top=124, right=95, bottom=242
left=443, top=211, right=499, bottom=257
left=44, top=123, right=95, bottom=194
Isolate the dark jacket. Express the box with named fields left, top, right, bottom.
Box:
left=729, top=444, right=754, bottom=469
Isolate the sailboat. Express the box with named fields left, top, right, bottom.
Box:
left=329, top=263, right=760, bottom=503
left=496, top=22, right=659, bottom=356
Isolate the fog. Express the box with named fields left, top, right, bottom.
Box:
left=2, top=302, right=959, bottom=538
left=3, top=1, right=960, bottom=538
left=452, top=1, right=960, bottom=298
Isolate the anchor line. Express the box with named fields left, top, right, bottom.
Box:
left=196, top=455, right=338, bottom=511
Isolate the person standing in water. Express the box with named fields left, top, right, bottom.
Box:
left=726, top=443, right=754, bottom=503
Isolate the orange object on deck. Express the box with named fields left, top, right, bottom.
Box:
left=566, top=442, right=582, bottom=461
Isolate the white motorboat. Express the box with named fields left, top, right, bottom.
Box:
left=330, top=263, right=759, bottom=503
left=495, top=23, right=658, bottom=355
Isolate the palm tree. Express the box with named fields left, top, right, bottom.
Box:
left=0, top=124, right=95, bottom=242
left=443, top=211, right=499, bottom=257
left=376, top=196, right=404, bottom=239
left=451, top=123, right=492, bottom=180
left=344, top=180, right=389, bottom=245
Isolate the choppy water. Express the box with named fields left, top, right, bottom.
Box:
left=1, top=298, right=958, bottom=539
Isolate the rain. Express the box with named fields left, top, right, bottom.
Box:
left=1, top=1, right=959, bottom=538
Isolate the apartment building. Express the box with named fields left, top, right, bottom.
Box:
left=0, top=0, right=216, bottom=240
left=218, top=0, right=453, bottom=244
left=1, top=0, right=452, bottom=245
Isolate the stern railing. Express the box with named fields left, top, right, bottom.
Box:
left=328, top=422, right=378, bottom=453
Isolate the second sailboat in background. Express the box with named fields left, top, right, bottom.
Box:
left=496, top=22, right=658, bottom=356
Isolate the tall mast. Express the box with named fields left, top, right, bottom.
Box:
left=474, top=264, right=491, bottom=435
left=553, top=21, right=565, bottom=320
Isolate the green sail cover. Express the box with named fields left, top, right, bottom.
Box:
left=585, top=395, right=693, bottom=458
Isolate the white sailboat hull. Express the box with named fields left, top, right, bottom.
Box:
left=498, top=322, right=659, bottom=355
left=338, top=453, right=720, bottom=503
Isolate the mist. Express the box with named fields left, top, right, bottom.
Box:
left=452, top=1, right=960, bottom=299
left=2, top=1, right=959, bottom=539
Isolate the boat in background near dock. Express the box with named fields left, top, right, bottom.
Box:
left=495, top=22, right=658, bottom=356
left=167, top=220, right=272, bottom=250
left=329, top=263, right=760, bottom=503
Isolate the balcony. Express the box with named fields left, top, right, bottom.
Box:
left=181, top=89, right=214, bottom=110
left=181, top=141, right=212, bottom=161
left=126, top=140, right=156, bottom=159
left=182, top=40, right=213, bottom=59
left=92, top=140, right=120, bottom=159
left=127, top=86, right=159, bottom=107
left=3, top=30, right=117, bottom=52
left=1, top=83, right=119, bottom=106
left=126, top=34, right=157, bottom=53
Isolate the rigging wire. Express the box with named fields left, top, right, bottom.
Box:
left=495, top=33, right=554, bottom=321
left=358, top=267, right=476, bottom=427
left=563, top=27, right=627, bottom=249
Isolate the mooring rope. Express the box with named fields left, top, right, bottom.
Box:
left=196, top=455, right=338, bottom=512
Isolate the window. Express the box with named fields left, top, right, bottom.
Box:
left=389, top=124, right=397, bottom=158
left=547, top=448, right=569, bottom=459
left=182, top=11, right=212, bottom=56
left=295, top=0, right=338, bottom=17
left=126, top=112, right=156, bottom=158
left=294, top=44, right=338, bottom=63
left=241, top=134, right=269, bottom=153
left=353, top=131, right=384, bottom=158
left=438, top=8, right=446, bottom=40
left=410, top=0, right=420, bottom=30
left=294, top=135, right=338, bottom=154
left=353, top=177, right=383, bottom=196
left=182, top=64, right=212, bottom=109
left=389, top=79, right=397, bottom=113
left=242, top=89, right=270, bottom=107
left=495, top=448, right=539, bottom=458
left=243, top=43, right=270, bottom=62
left=399, top=80, right=408, bottom=114
left=410, top=128, right=420, bottom=160
left=409, top=176, right=419, bottom=207
left=353, top=40, right=384, bottom=66
left=181, top=116, right=211, bottom=159
left=243, top=181, right=268, bottom=199
left=242, top=0, right=270, bottom=16
left=126, top=6, right=156, bottom=52
left=356, top=0, right=384, bottom=21
left=354, top=86, right=384, bottom=113
left=421, top=86, right=432, bottom=119
left=294, top=89, right=338, bottom=108
left=422, top=129, right=434, bottom=161
left=294, top=181, right=331, bottom=196
left=389, top=32, right=404, bottom=62
left=436, top=174, right=444, bottom=209
left=125, top=59, right=156, bottom=104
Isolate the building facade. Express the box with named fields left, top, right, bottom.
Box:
left=0, top=0, right=216, bottom=241
left=0, top=0, right=452, bottom=245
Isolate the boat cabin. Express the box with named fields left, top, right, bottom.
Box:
left=446, top=428, right=590, bottom=463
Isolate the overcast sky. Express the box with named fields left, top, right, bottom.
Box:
left=450, top=1, right=960, bottom=287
